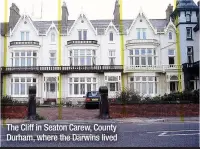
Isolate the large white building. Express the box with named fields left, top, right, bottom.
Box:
left=0, top=0, right=199, bottom=103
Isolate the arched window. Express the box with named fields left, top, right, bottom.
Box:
left=169, top=32, right=172, bottom=40
left=109, top=32, right=113, bottom=41
left=51, top=32, right=55, bottom=43
left=186, top=11, right=191, bottom=22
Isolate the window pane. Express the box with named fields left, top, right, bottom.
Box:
left=21, top=58, right=25, bottom=66
left=21, top=32, right=24, bottom=41
left=130, top=83, right=134, bottom=90
left=15, top=58, right=19, bottom=66
left=168, top=49, right=175, bottom=55
left=27, top=78, right=31, bottom=82
left=83, top=31, right=87, bottom=40
left=87, top=84, right=91, bottom=92
left=14, top=83, right=19, bottom=95
left=86, top=57, right=91, bottom=65
left=27, top=58, right=31, bottom=66
left=20, top=83, right=25, bottom=95
left=33, top=58, right=37, bottom=66
left=86, top=50, right=91, bottom=55
left=26, top=32, right=29, bottom=41
left=109, top=58, right=115, bottom=65
left=74, top=57, right=78, bottom=65
left=74, top=78, right=79, bottom=82
left=27, top=51, right=31, bottom=56
left=110, top=83, right=115, bottom=91
left=169, top=32, right=172, bottom=40
left=142, top=29, right=146, bottom=39
left=21, top=52, right=25, bottom=56
left=93, top=78, right=96, bottom=82
left=93, top=84, right=96, bottom=91
left=87, top=78, right=91, bottom=82
left=15, top=52, right=19, bottom=56
left=169, top=57, right=175, bottom=65
left=129, top=50, right=133, bottom=55
left=141, top=49, right=146, bottom=55
left=142, top=82, right=147, bottom=94
left=69, top=84, right=72, bottom=95
left=135, top=49, right=139, bottom=55
left=148, top=57, right=152, bottom=65
left=80, top=78, right=85, bottom=82
left=141, top=57, right=146, bottom=65
left=137, top=29, right=140, bottom=39
left=147, top=49, right=152, bottom=54
left=74, top=84, right=79, bottom=94
left=154, top=57, right=156, bottom=65
left=109, top=32, right=113, bottom=41
left=135, top=57, right=139, bottom=65
left=142, top=77, right=146, bottom=81
left=33, top=52, right=37, bottom=56
left=21, top=78, right=25, bottom=82
left=93, top=50, right=96, bottom=56
left=130, top=57, right=134, bottom=65
left=80, top=57, right=85, bottom=65
left=136, top=83, right=140, bottom=93
left=80, top=84, right=85, bottom=94
left=149, top=83, right=153, bottom=94
left=78, top=31, right=82, bottom=40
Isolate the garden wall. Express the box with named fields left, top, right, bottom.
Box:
left=109, top=104, right=199, bottom=118
left=1, top=106, right=28, bottom=119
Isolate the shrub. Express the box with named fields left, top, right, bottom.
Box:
left=115, top=87, right=141, bottom=104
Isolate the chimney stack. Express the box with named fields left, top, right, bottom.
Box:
left=62, top=1, right=69, bottom=25
left=113, top=0, right=120, bottom=25
left=9, top=3, right=20, bottom=29
left=166, top=4, right=173, bottom=22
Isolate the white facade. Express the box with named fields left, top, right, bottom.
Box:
left=1, top=1, right=199, bottom=102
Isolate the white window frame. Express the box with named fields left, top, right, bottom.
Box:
left=187, top=46, right=194, bottom=63
left=169, top=31, right=173, bottom=40
left=11, top=77, right=37, bottom=97
left=168, top=49, right=175, bottom=65
left=109, top=32, right=114, bottom=41
left=21, top=31, right=29, bottom=41
left=68, top=77, right=97, bottom=97
left=68, top=49, right=96, bottom=66
left=186, top=27, right=192, bottom=39
left=129, top=76, right=158, bottom=95
left=49, top=51, right=56, bottom=66
left=11, top=51, right=37, bottom=67
left=78, top=29, right=87, bottom=40
left=108, top=50, right=116, bottom=65
left=128, top=48, right=157, bottom=66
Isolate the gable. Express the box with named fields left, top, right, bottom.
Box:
left=128, top=10, right=156, bottom=35
left=68, top=13, right=97, bottom=37
left=11, top=15, right=38, bottom=37
left=105, top=21, right=119, bottom=35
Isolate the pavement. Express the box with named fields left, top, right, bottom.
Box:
left=1, top=117, right=199, bottom=124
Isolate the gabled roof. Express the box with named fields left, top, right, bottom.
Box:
left=11, top=14, right=39, bottom=36
left=127, top=8, right=157, bottom=35
left=164, top=18, right=176, bottom=33
left=176, top=0, right=199, bottom=9
left=46, top=21, right=59, bottom=35
left=104, top=21, right=119, bottom=34
left=68, top=12, right=97, bottom=35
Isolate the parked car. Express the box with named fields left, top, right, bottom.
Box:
left=84, top=91, right=100, bottom=109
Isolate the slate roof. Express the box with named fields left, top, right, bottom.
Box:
left=176, top=0, right=199, bottom=9
left=1, top=18, right=169, bottom=36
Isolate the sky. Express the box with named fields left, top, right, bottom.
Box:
left=0, top=0, right=199, bottom=22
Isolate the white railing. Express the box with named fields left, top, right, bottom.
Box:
left=126, top=39, right=160, bottom=46
left=125, top=65, right=182, bottom=72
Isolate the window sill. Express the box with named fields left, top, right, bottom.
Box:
left=186, top=38, right=193, bottom=41
left=108, top=42, right=115, bottom=44
left=50, top=42, right=56, bottom=45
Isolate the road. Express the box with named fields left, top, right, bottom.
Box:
left=1, top=121, right=199, bottom=147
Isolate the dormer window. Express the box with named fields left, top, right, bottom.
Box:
left=186, top=11, right=191, bottom=22
left=51, top=32, right=56, bottom=43
left=109, top=32, right=113, bottom=41
left=169, top=32, right=172, bottom=40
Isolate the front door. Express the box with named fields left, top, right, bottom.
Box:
left=45, top=77, right=57, bottom=99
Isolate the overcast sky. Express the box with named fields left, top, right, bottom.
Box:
left=0, top=0, right=199, bottom=22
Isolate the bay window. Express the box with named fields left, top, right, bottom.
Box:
left=69, top=77, right=97, bottom=96
left=69, top=49, right=96, bottom=66
left=129, top=76, right=158, bottom=95
left=11, top=77, right=37, bottom=96
left=128, top=48, right=157, bottom=66
left=11, top=51, right=37, bottom=66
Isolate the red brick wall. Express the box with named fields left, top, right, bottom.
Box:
left=109, top=104, right=199, bottom=118
left=1, top=106, right=28, bottom=119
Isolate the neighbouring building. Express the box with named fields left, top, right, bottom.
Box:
left=0, top=0, right=199, bottom=103
left=171, top=0, right=200, bottom=91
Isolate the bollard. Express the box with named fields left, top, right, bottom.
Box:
left=28, top=86, right=37, bottom=120
left=99, top=86, right=110, bottom=119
